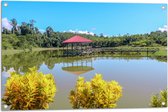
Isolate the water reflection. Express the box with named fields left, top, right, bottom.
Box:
left=2, top=50, right=166, bottom=72
left=2, top=67, right=16, bottom=78
left=62, top=59, right=94, bottom=75
left=1, top=50, right=167, bottom=110
left=62, top=66, right=94, bottom=75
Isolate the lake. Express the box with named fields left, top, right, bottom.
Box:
left=1, top=50, right=167, bottom=110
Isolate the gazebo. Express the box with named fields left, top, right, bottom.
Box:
left=62, top=35, right=93, bottom=56
left=62, top=59, right=94, bottom=75
left=62, top=66, right=94, bottom=75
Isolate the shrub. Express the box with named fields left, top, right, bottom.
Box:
left=150, top=89, right=167, bottom=107
left=69, top=74, right=122, bottom=109
left=2, top=67, right=56, bottom=110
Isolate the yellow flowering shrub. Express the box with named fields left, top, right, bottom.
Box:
left=150, top=89, right=167, bottom=107
left=2, top=67, right=56, bottom=110
left=69, top=74, right=122, bottom=108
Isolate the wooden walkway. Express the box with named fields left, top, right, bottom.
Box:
left=93, top=47, right=159, bottom=53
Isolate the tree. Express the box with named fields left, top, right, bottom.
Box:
left=20, top=22, right=31, bottom=35
left=10, top=18, right=18, bottom=34
left=100, top=33, right=104, bottom=38
left=2, top=18, right=167, bottom=49
left=29, top=19, right=36, bottom=34
left=2, top=27, right=11, bottom=34
left=35, top=27, right=40, bottom=34
left=46, top=26, right=54, bottom=37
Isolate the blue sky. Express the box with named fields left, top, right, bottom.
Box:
left=2, top=1, right=167, bottom=36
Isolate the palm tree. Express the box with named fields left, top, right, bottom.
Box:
left=20, top=22, right=31, bottom=35
left=46, top=26, right=54, bottom=37
left=35, top=27, right=40, bottom=34
left=11, top=18, right=17, bottom=34
left=30, top=19, right=36, bottom=34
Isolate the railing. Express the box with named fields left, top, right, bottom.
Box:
left=93, top=47, right=159, bottom=53
left=63, top=47, right=159, bottom=56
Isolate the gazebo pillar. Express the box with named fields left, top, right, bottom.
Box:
left=71, top=43, right=73, bottom=51
left=67, top=44, right=68, bottom=56
left=81, top=43, right=83, bottom=51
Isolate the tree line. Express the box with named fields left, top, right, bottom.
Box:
left=2, top=18, right=167, bottom=50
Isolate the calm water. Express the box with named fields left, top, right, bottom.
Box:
left=1, top=50, right=167, bottom=110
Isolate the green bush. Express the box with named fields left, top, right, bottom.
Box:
left=69, top=74, right=122, bottom=109
left=150, top=89, right=167, bottom=107
left=2, top=67, right=56, bottom=110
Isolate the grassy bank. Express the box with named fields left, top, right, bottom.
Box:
left=2, top=47, right=167, bottom=57
left=150, top=47, right=167, bottom=56
left=110, top=47, right=167, bottom=57
left=2, top=48, right=64, bottom=55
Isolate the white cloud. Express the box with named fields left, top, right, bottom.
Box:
left=2, top=18, right=12, bottom=30
left=66, top=29, right=95, bottom=36
left=158, top=25, right=167, bottom=32
left=39, top=29, right=45, bottom=33
left=103, top=35, right=108, bottom=37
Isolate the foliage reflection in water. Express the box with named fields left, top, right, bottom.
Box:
left=2, top=50, right=166, bottom=72
left=1, top=50, right=167, bottom=110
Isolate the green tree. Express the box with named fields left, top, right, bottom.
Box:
left=46, top=26, right=54, bottom=37
left=11, top=18, right=18, bottom=34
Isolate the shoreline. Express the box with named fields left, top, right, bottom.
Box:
left=2, top=47, right=167, bottom=56
left=2, top=48, right=64, bottom=55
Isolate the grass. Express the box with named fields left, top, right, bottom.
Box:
left=2, top=49, right=23, bottom=55
left=115, top=47, right=167, bottom=57
left=153, top=47, right=167, bottom=56
left=2, top=47, right=167, bottom=57
left=2, top=48, right=63, bottom=55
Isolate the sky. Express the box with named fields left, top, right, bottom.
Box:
left=2, top=1, right=167, bottom=36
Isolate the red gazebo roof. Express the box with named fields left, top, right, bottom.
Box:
left=63, top=35, right=93, bottom=44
